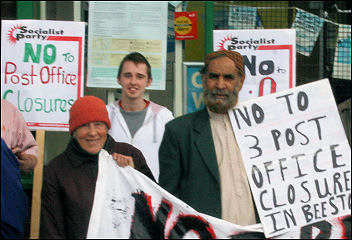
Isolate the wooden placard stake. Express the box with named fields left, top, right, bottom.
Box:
left=30, top=130, right=45, bottom=239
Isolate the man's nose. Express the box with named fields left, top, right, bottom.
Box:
left=215, top=76, right=226, bottom=89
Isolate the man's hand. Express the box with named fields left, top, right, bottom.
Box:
left=12, top=147, right=38, bottom=174
left=112, top=153, right=135, bottom=168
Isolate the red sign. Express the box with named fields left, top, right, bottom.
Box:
left=174, top=11, right=197, bottom=40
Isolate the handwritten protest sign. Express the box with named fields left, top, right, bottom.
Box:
left=228, top=79, right=351, bottom=237
left=1, top=20, right=85, bottom=131
left=87, top=149, right=350, bottom=238
left=213, top=29, right=296, bottom=103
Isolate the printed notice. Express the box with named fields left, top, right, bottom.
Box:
left=87, top=1, right=168, bottom=90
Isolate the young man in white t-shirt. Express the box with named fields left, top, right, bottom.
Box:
left=106, top=52, right=174, bottom=181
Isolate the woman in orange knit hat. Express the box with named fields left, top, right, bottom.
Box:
left=40, top=96, right=154, bottom=239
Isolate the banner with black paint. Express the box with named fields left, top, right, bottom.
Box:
left=87, top=149, right=264, bottom=238
left=228, top=79, right=351, bottom=237
left=87, top=149, right=350, bottom=238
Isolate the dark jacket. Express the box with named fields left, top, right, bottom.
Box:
left=1, top=138, right=28, bottom=239
left=159, top=108, right=260, bottom=223
left=40, top=134, right=154, bottom=239
left=159, top=108, right=222, bottom=218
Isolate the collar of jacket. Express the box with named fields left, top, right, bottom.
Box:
left=115, top=100, right=160, bottom=142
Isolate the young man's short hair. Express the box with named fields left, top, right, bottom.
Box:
left=117, top=52, right=152, bottom=79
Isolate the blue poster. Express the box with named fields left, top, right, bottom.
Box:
left=184, top=63, right=204, bottom=113
left=228, top=6, right=257, bottom=29
left=333, top=24, right=351, bottom=80
left=292, top=9, right=324, bottom=56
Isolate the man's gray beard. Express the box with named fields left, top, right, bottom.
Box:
left=203, top=88, right=239, bottom=114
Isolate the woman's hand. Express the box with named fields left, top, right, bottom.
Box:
left=112, top=153, right=135, bottom=168
left=12, top=147, right=37, bottom=174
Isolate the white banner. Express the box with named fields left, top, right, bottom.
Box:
left=87, top=149, right=350, bottom=239
left=1, top=20, right=85, bottom=131
left=229, top=79, right=351, bottom=237
left=213, top=29, right=296, bottom=104
left=87, top=149, right=262, bottom=238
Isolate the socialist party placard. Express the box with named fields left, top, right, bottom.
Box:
left=1, top=20, right=85, bottom=131
left=214, top=29, right=296, bottom=104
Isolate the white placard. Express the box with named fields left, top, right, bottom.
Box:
left=213, top=29, right=296, bottom=103
left=1, top=20, right=85, bottom=131
left=229, top=79, right=351, bottom=237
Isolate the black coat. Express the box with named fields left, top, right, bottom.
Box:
left=159, top=108, right=260, bottom=223
left=40, top=134, right=154, bottom=239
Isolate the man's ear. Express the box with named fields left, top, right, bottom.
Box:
left=146, top=78, right=153, bottom=87
left=117, top=77, right=121, bottom=85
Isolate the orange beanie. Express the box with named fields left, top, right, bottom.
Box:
left=69, top=96, right=111, bottom=135
left=205, top=50, right=244, bottom=74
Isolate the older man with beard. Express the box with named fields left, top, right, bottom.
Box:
left=158, top=50, right=259, bottom=226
